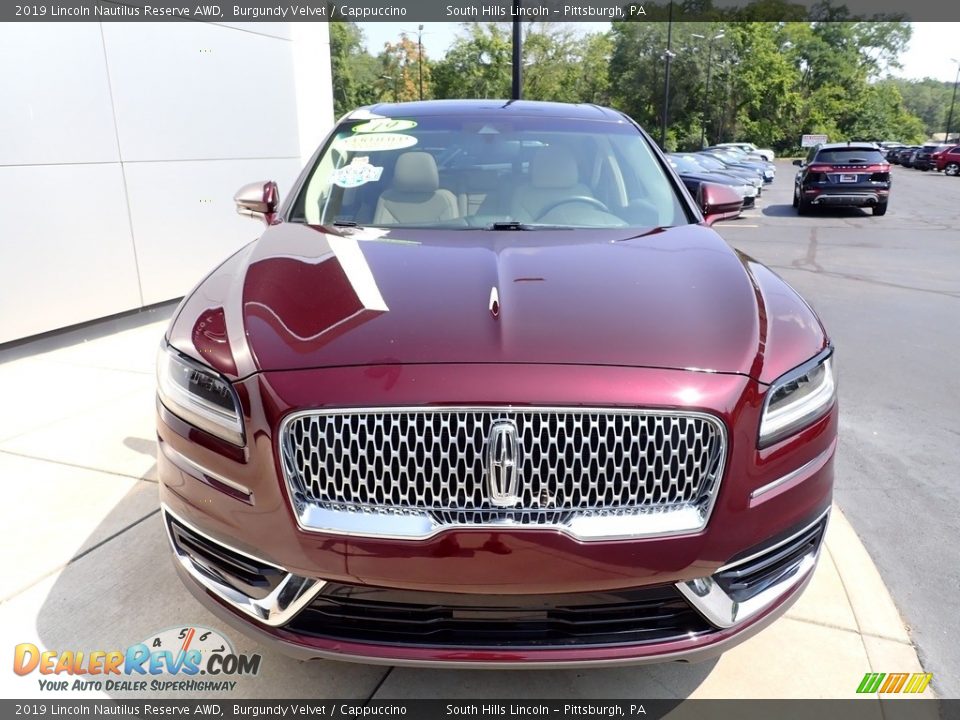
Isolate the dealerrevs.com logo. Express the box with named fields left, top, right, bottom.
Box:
left=13, top=626, right=262, bottom=693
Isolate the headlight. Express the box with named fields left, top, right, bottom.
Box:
left=157, top=344, right=245, bottom=445
left=759, top=349, right=836, bottom=447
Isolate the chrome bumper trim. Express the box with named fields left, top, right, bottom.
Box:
left=750, top=445, right=834, bottom=500
left=811, top=193, right=879, bottom=204
left=291, top=498, right=712, bottom=542
left=162, top=504, right=325, bottom=627
left=676, top=508, right=830, bottom=629
left=160, top=441, right=253, bottom=499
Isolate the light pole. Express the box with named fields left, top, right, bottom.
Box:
left=512, top=1, right=522, bottom=100
left=380, top=75, right=399, bottom=103
left=659, top=0, right=674, bottom=149
left=402, top=26, right=427, bottom=100
left=692, top=31, right=724, bottom=148
left=945, top=58, right=960, bottom=144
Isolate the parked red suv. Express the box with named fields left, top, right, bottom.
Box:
left=935, top=145, right=960, bottom=176
left=157, top=100, right=837, bottom=667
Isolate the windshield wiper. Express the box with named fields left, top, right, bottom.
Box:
left=332, top=219, right=360, bottom=228
left=485, top=221, right=572, bottom=231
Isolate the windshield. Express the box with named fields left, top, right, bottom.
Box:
left=814, top=149, right=887, bottom=164
left=289, top=114, right=688, bottom=230
left=669, top=155, right=708, bottom=173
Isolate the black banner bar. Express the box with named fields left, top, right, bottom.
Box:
left=3, top=0, right=960, bottom=22
left=1, top=700, right=959, bottom=720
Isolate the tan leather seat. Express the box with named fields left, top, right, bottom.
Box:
left=373, top=152, right=459, bottom=225
left=511, top=146, right=594, bottom=222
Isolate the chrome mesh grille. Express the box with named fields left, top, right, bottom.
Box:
left=280, top=409, right=726, bottom=527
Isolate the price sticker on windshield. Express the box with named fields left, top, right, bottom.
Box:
left=352, top=119, right=418, bottom=134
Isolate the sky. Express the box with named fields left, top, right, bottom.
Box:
left=360, top=21, right=960, bottom=83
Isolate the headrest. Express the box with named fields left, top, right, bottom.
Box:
left=530, top=146, right=579, bottom=189
left=391, top=151, right=439, bottom=193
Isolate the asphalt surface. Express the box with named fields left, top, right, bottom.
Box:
left=715, top=160, right=960, bottom=698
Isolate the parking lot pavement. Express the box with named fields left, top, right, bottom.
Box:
left=0, top=175, right=940, bottom=700
left=716, top=160, right=960, bottom=699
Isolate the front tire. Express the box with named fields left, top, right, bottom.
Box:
left=873, top=202, right=888, bottom=216
left=792, top=186, right=799, bottom=208
left=945, top=162, right=960, bottom=177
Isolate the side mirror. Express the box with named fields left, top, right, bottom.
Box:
left=699, top=182, right=743, bottom=226
left=234, top=181, right=279, bottom=224
left=793, top=159, right=803, bottom=166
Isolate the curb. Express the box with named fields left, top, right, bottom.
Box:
left=825, top=504, right=935, bottom=697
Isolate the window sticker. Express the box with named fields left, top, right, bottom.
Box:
left=334, top=133, right=418, bottom=152
left=352, top=118, right=418, bottom=134
left=330, top=157, right=384, bottom=188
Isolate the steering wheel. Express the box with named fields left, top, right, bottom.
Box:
left=535, top=196, right=610, bottom=221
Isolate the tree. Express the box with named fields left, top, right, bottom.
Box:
left=329, top=22, right=380, bottom=118
left=431, top=24, right=512, bottom=99
left=377, top=34, right=432, bottom=103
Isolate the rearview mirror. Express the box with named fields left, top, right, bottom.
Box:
left=699, top=182, right=743, bottom=226
left=234, top=181, right=279, bottom=224
left=793, top=159, right=803, bottom=166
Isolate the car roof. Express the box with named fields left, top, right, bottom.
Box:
left=814, top=142, right=884, bottom=150
left=342, top=99, right=626, bottom=122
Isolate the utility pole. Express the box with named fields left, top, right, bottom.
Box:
left=946, top=59, right=959, bottom=144
left=512, top=2, right=522, bottom=100
left=659, top=1, right=674, bottom=149
left=692, top=32, right=725, bottom=148
left=417, top=25, right=424, bottom=101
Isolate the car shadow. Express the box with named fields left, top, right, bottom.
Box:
left=762, top=204, right=872, bottom=218
left=27, top=469, right=717, bottom=701
left=15, top=304, right=719, bottom=701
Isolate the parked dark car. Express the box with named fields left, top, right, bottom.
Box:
left=157, top=100, right=837, bottom=667
left=684, top=152, right=765, bottom=191
left=668, top=154, right=757, bottom=208
left=885, top=145, right=908, bottom=163
left=702, top=148, right=776, bottom=183
left=901, top=147, right=922, bottom=168
left=913, top=143, right=951, bottom=171
left=935, top=145, right=960, bottom=176
left=793, top=142, right=891, bottom=215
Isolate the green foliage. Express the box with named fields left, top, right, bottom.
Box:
left=328, top=12, right=931, bottom=150
left=885, top=77, right=956, bottom=138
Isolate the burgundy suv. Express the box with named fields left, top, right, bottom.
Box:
left=935, top=145, right=960, bottom=176
left=157, top=100, right=837, bottom=667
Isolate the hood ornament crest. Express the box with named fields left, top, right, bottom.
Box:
left=489, top=286, right=500, bottom=318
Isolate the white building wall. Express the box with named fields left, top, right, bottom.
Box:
left=0, top=21, right=333, bottom=344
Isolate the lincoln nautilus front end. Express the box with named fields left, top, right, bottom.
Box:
left=157, top=100, right=837, bottom=667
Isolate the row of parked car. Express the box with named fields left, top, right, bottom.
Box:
left=667, top=143, right=776, bottom=213
left=883, top=142, right=960, bottom=175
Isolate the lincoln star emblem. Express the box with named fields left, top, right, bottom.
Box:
left=486, top=420, right=521, bottom=507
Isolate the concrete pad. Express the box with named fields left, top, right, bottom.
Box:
left=1, top=391, right=159, bottom=481
left=0, top=452, right=159, bottom=600
left=0, top=358, right=155, bottom=442
left=825, top=508, right=911, bottom=644
left=861, top=636, right=935, bottom=698
left=686, top=617, right=870, bottom=698
left=0, top=514, right=388, bottom=700
left=785, top=542, right=859, bottom=633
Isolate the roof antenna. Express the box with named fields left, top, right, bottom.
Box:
left=511, top=5, right=522, bottom=100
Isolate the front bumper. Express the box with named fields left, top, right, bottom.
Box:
left=158, top=362, right=836, bottom=666
left=164, top=503, right=828, bottom=667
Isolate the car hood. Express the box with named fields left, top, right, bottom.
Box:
left=169, top=222, right=827, bottom=383
left=679, top=171, right=745, bottom=187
